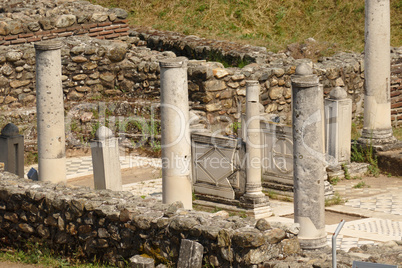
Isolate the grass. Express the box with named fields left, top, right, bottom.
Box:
left=325, top=192, right=346, bottom=207
left=353, top=181, right=370, bottom=189
left=90, top=0, right=401, bottom=55
left=394, top=127, right=402, bottom=140
left=0, top=243, right=117, bottom=268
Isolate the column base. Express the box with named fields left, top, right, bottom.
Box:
left=359, top=128, right=396, bottom=145
left=239, top=193, right=272, bottom=219
left=298, top=236, right=327, bottom=250
left=240, top=192, right=270, bottom=207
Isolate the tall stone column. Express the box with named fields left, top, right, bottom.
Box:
left=291, top=63, right=326, bottom=249
left=360, top=0, right=394, bottom=144
left=35, top=41, right=66, bottom=183
left=159, top=57, right=192, bottom=209
left=240, top=81, right=271, bottom=218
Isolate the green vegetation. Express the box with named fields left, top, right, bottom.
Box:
left=125, top=118, right=161, bottom=152
left=351, top=142, right=380, bottom=177
left=353, top=181, right=370, bottom=189
left=329, top=176, right=340, bottom=185
left=325, top=192, right=346, bottom=206
left=24, top=151, right=38, bottom=165
left=90, top=0, right=401, bottom=55
left=394, top=127, right=402, bottom=141
left=342, top=164, right=351, bottom=180
left=0, top=242, right=117, bottom=267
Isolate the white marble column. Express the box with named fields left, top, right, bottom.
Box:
left=240, top=81, right=271, bottom=217
left=360, top=0, right=395, bottom=144
left=35, top=41, right=66, bottom=183
left=291, top=63, right=326, bottom=249
left=159, top=57, right=192, bottom=209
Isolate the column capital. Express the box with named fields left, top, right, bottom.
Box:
left=159, top=57, right=188, bottom=68
left=34, top=41, right=62, bottom=51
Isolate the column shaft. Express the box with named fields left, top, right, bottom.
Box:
left=291, top=64, right=326, bottom=249
left=35, top=41, right=66, bottom=183
left=160, top=57, right=192, bottom=209
left=361, top=0, right=393, bottom=142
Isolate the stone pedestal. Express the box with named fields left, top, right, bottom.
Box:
left=240, top=81, right=271, bottom=218
left=291, top=63, right=326, bottom=249
left=360, top=0, right=395, bottom=145
left=35, top=41, right=66, bottom=183
left=0, top=123, right=24, bottom=178
left=325, top=87, right=352, bottom=165
left=160, top=57, right=192, bottom=210
left=90, top=126, right=122, bottom=191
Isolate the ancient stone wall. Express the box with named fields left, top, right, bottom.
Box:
left=0, top=0, right=129, bottom=46
left=391, top=51, right=402, bottom=126
left=0, top=171, right=300, bottom=267
left=0, top=0, right=401, bottom=142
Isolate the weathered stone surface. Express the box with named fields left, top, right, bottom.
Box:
left=39, top=18, right=55, bottom=30
left=0, top=76, right=8, bottom=87
left=213, top=68, right=229, bottom=78
left=6, top=51, right=23, bottom=62
left=203, top=80, right=226, bottom=92
left=56, top=15, right=76, bottom=28
left=108, top=46, right=127, bottom=62
left=206, top=103, right=222, bottom=112
left=265, top=228, right=286, bottom=244
left=92, top=13, right=109, bottom=22
left=82, top=62, right=97, bottom=71
left=4, top=96, right=17, bottom=104
left=100, top=72, right=115, bottom=82
left=19, top=223, right=35, bottom=233
left=269, top=87, right=283, bottom=100
left=227, top=82, right=239, bottom=89
left=72, top=56, right=88, bottom=63
left=75, top=86, right=90, bottom=93
left=255, top=218, right=271, bottom=231
left=73, top=74, right=88, bottom=81
left=8, top=21, right=24, bottom=35
left=1, top=65, right=13, bottom=76
left=28, top=22, right=41, bottom=32
left=0, top=22, right=9, bottom=36
left=129, top=255, right=154, bottom=268
left=233, top=228, right=265, bottom=247
left=177, top=239, right=203, bottom=268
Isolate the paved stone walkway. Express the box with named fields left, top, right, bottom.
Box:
left=24, top=155, right=401, bottom=252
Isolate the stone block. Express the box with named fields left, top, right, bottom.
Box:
left=129, top=255, right=154, bottom=268
left=177, top=239, right=204, bottom=268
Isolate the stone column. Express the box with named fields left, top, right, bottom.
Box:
left=0, top=123, right=24, bottom=178
left=291, top=63, right=326, bottom=249
left=325, top=87, right=352, bottom=165
left=90, top=126, right=122, bottom=191
left=159, top=57, right=192, bottom=210
left=240, top=81, right=271, bottom=218
left=35, top=41, right=66, bottom=183
left=360, top=0, right=394, bottom=144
